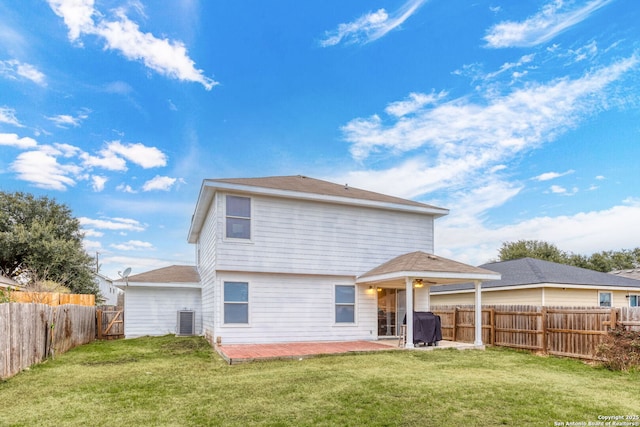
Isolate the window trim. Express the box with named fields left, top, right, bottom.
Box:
left=629, top=294, right=639, bottom=307
left=598, top=291, right=612, bottom=308
left=223, top=281, right=250, bottom=325
left=224, top=195, right=252, bottom=241
left=334, top=284, right=356, bottom=325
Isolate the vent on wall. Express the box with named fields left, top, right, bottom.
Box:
left=177, top=310, right=195, bottom=336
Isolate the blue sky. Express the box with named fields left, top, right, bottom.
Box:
left=1, top=0, right=639, bottom=280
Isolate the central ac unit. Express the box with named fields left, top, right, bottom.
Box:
left=177, top=310, right=195, bottom=336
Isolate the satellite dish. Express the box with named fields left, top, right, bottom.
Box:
left=122, top=267, right=131, bottom=278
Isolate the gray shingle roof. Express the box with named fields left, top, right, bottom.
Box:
left=610, top=268, right=640, bottom=281
left=430, top=257, right=640, bottom=293
left=209, top=175, right=446, bottom=211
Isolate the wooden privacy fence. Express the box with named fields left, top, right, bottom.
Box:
left=0, top=303, right=96, bottom=380
left=9, top=292, right=95, bottom=306
left=96, top=308, right=124, bottom=340
left=432, top=305, right=640, bottom=360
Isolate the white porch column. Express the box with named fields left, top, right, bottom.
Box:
left=474, top=280, right=483, bottom=346
left=405, top=277, right=414, bottom=348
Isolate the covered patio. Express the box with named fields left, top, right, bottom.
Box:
left=357, top=251, right=501, bottom=349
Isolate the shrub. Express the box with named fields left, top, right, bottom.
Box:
left=597, top=327, right=640, bottom=371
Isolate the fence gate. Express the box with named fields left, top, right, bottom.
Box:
left=96, top=308, right=124, bottom=340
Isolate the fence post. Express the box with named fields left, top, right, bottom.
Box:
left=609, top=308, right=617, bottom=331
left=96, top=309, right=103, bottom=340
left=452, top=307, right=458, bottom=342
left=490, top=308, right=495, bottom=345
left=541, top=307, right=547, bottom=354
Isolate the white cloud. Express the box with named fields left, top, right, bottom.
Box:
left=80, top=149, right=128, bottom=171
left=79, top=216, right=146, bottom=232
left=340, top=56, right=638, bottom=198
left=47, top=0, right=95, bottom=43
left=385, top=91, right=447, bottom=117
left=83, top=229, right=104, bottom=238
left=0, top=107, right=23, bottom=127
left=142, top=175, right=177, bottom=192
left=105, top=141, right=167, bottom=168
left=436, top=198, right=640, bottom=266
left=47, top=0, right=217, bottom=90
left=320, top=0, right=427, bottom=47
left=10, top=150, right=81, bottom=191
left=0, top=59, right=46, bottom=86
left=0, top=133, right=37, bottom=149
left=484, top=0, right=613, bottom=48
left=91, top=175, right=108, bottom=192
left=46, top=110, right=90, bottom=128
left=549, top=185, right=578, bottom=196
left=533, top=169, right=575, bottom=181
left=116, top=183, right=137, bottom=193
left=110, top=240, right=154, bottom=251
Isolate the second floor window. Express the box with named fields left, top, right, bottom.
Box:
left=226, top=195, right=251, bottom=239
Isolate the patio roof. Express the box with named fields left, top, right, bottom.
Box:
left=357, top=251, right=501, bottom=287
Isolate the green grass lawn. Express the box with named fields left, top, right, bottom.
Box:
left=1, top=336, right=639, bottom=426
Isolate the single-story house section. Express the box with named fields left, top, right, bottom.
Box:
left=430, top=257, right=640, bottom=308
left=115, top=265, right=202, bottom=338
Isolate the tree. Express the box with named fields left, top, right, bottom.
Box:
left=496, top=239, right=640, bottom=273
left=0, top=191, right=98, bottom=295
left=497, top=240, right=568, bottom=264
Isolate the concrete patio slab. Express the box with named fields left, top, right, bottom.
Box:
left=216, top=339, right=481, bottom=364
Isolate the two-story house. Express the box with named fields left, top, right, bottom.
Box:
left=187, top=175, right=499, bottom=347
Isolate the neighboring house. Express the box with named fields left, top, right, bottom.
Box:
left=430, top=257, right=640, bottom=308
left=187, top=175, right=499, bottom=347
left=115, top=265, right=201, bottom=338
left=94, top=273, right=123, bottom=306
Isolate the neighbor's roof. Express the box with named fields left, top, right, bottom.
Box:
left=120, top=265, right=200, bottom=285
left=610, top=268, right=640, bottom=281
left=357, top=251, right=500, bottom=286
left=188, top=175, right=449, bottom=243
left=431, top=257, right=640, bottom=293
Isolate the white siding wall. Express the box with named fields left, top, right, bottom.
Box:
left=198, top=194, right=218, bottom=344
left=124, top=287, right=202, bottom=338
left=215, top=194, right=435, bottom=276
left=214, top=272, right=377, bottom=344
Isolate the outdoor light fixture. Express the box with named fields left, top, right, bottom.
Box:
left=413, top=279, right=424, bottom=288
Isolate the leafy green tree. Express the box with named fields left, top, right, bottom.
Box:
left=497, top=240, right=640, bottom=273
left=497, top=240, right=568, bottom=264
left=0, top=191, right=98, bottom=295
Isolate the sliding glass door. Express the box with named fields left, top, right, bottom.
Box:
left=377, top=288, right=406, bottom=337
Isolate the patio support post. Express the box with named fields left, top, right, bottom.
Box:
left=474, top=280, right=483, bottom=346
left=405, top=277, right=414, bottom=348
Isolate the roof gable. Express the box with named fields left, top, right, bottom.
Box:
left=357, top=251, right=500, bottom=285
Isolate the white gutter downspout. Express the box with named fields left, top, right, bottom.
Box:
left=474, top=280, right=483, bottom=347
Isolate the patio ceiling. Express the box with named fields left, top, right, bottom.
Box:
left=356, top=251, right=501, bottom=288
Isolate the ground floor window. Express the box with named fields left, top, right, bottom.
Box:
left=224, top=281, right=249, bottom=324
left=599, top=291, right=612, bottom=307
left=629, top=294, right=639, bottom=307
left=335, top=285, right=355, bottom=323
